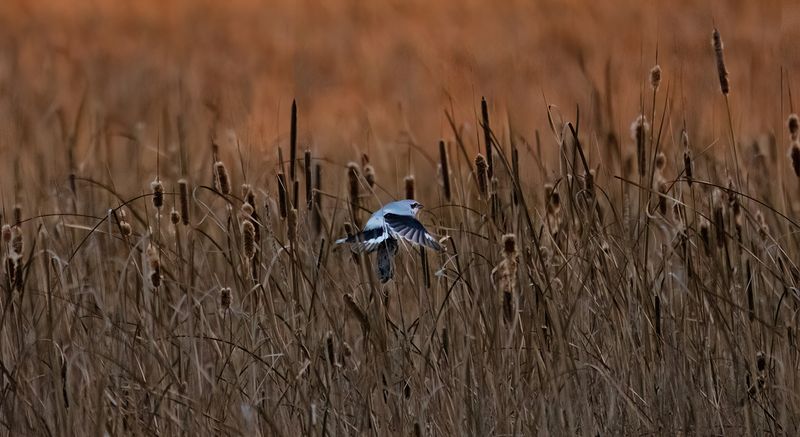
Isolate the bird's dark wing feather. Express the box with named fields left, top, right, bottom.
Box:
left=343, top=227, right=393, bottom=253
left=384, top=213, right=442, bottom=251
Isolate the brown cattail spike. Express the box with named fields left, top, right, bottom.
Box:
left=481, top=97, right=493, bottom=179
left=789, top=114, right=800, bottom=142
left=347, top=163, right=360, bottom=225
left=790, top=142, right=800, bottom=178
left=712, top=28, right=730, bottom=95
left=631, top=115, right=649, bottom=178
left=287, top=208, right=298, bottom=242
left=654, top=152, right=666, bottom=172
left=404, top=175, right=415, bottom=200
left=475, top=154, right=488, bottom=195
left=364, top=164, right=376, bottom=188
left=146, top=244, right=161, bottom=288
left=214, top=161, right=231, bottom=195
left=220, top=287, right=232, bottom=309
left=439, top=140, right=451, bottom=201
left=1, top=225, right=10, bottom=243
left=242, top=219, right=256, bottom=259
left=682, top=130, right=693, bottom=186
left=151, top=178, right=164, bottom=210
left=170, top=208, right=180, bottom=225
left=649, top=65, right=662, bottom=90
left=178, top=179, right=190, bottom=225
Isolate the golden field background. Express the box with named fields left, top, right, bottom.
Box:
left=0, top=0, right=800, bottom=435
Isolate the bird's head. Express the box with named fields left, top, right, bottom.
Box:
left=396, top=199, right=423, bottom=216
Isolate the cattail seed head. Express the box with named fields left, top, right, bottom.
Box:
left=13, top=205, right=21, bottom=226
left=631, top=115, right=649, bottom=177
left=649, top=65, right=662, bottom=90
left=655, top=152, right=667, bottom=172
left=475, top=154, right=488, bottom=195
left=699, top=216, right=711, bottom=254
left=170, top=208, right=180, bottom=225
left=241, top=203, right=254, bottom=217
left=146, top=243, right=161, bottom=288
left=1, top=225, right=11, bottom=243
left=10, top=226, right=23, bottom=257
left=214, top=161, right=231, bottom=195
left=178, top=179, right=190, bottom=226
left=502, top=234, right=517, bottom=257
left=789, top=114, right=800, bottom=142
left=712, top=28, right=730, bottom=95
left=545, top=184, right=561, bottom=215
left=439, top=140, right=451, bottom=201
left=120, top=221, right=132, bottom=237
left=789, top=142, right=800, bottom=177
left=404, top=175, right=416, bottom=200
left=364, top=164, right=376, bottom=188
left=755, top=210, right=769, bottom=240
left=347, top=162, right=360, bottom=224
left=683, top=131, right=693, bottom=187
left=220, top=287, right=231, bottom=309
left=242, top=184, right=256, bottom=207
left=325, top=331, right=336, bottom=367
left=712, top=189, right=726, bottom=248
left=242, top=219, right=256, bottom=259
left=656, top=178, right=669, bottom=216
left=151, top=178, right=164, bottom=210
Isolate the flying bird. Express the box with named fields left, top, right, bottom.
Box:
left=335, top=199, right=443, bottom=283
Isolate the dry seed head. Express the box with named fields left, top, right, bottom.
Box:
left=120, top=221, right=132, bottom=237
left=13, top=205, right=21, bottom=226
left=10, top=226, right=23, bottom=257
left=241, top=202, right=254, bottom=217
left=502, top=233, right=517, bottom=257
left=655, top=152, right=667, bottom=172
left=1, top=225, right=10, bottom=243
left=214, top=161, right=231, bottom=195
left=789, top=114, right=800, bottom=141
left=789, top=142, right=800, bottom=177
left=649, top=65, right=662, bottom=90
left=277, top=173, right=288, bottom=218
left=242, top=184, right=256, bottom=207
left=150, top=178, right=164, bottom=210
left=404, top=175, right=416, bottom=200
left=631, top=115, right=649, bottom=177
left=364, top=164, right=376, bottom=188
left=712, top=28, right=730, bottom=94
left=220, top=287, right=232, bottom=310
left=712, top=189, right=726, bottom=248
left=170, top=208, right=180, bottom=225
left=241, top=219, right=256, bottom=259
left=475, top=154, right=488, bottom=195
left=699, top=216, right=711, bottom=253
left=755, top=210, right=769, bottom=240
left=178, top=179, right=190, bottom=226
left=146, top=243, right=161, bottom=288
left=325, top=331, right=336, bottom=366
left=439, top=140, right=451, bottom=201
left=656, top=178, right=669, bottom=216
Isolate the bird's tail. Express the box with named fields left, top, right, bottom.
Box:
left=376, top=239, right=398, bottom=283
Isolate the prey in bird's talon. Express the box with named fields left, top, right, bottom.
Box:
left=335, top=199, right=443, bottom=283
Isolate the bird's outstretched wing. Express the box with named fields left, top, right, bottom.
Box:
left=335, top=227, right=392, bottom=253
left=384, top=213, right=442, bottom=251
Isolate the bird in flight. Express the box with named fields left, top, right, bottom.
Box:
left=336, top=199, right=443, bottom=283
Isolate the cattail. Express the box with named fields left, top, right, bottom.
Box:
left=481, top=97, right=493, bottom=179
left=170, top=208, right=180, bottom=225
left=277, top=173, right=288, bottom=219
left=699, top=216, right=711, bottom=254
left=214, top=161, right=231, bottom=195
left=178, top=179, right=190, bottom=225
left=490, top=177, right=500, bottom=221
left=404, top=175, right=415, bottom=200
left=347, top=162, right=360, bottom=224
left=630, top=115, right=649, bottom=177
left=545, top=184, right=561, bottom=215
left=292, top=180, right=299, bottom=209
left=304, top=150, right=313, bottom=209
left=712, top=28, right=730, bottom=95
left=150, top=178, right=164, bottom=210
left=789, top=114, right=800, bottom=142
left=5, top=257, right=16, bottom=288
left=220, top=287, right=231, bottom=310
left=13, top=205, right=21, bottom=226
left=682, top=130, right=693, bottom=186
left=1, top=225, right=10, bottom=243
left=789, top=142, right=800, bottom=177
left=439, top=140, right=451, bottom=201
left=712, top=189, right=725, bottom=249
left=495, top=234, right=518, bottom=325
left=364, top=164, right=376, bottom=188
left=755, top=210, right=769, bottom=240
left=475, top=154, right=488, bottom=195
left=287, top=208, right=298, bottom=242
left=290, top=100, right=298, bottom=181
left=325, top=331, right=336, bottom=367
left=241, top=219, right=256, bottom=259
left=511, top=144, right=520, bottom=205
left=654, top=152, right=666, bottom=172
left=146, top=243, right=161, bottom=288
left=656, top=178, right=669, bottom=216
left=120, top=221, right=132, bottom=237
left=10, top=226, right=23, bottom=258
left=649, top=65, right=662, bottom=90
